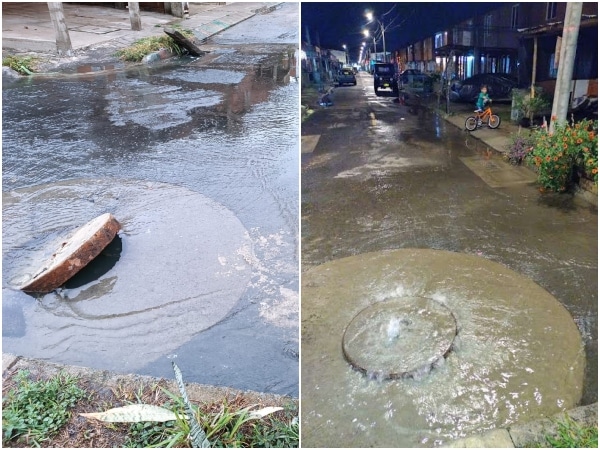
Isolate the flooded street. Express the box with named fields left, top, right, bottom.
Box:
left=301, top=72, right=597, bottom=446
left=3, top=4, right=299, bottom=396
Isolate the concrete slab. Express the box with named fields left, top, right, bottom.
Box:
left=2, top=353, right=19, bottom=373
left=459, top=155, right=538, bottom=188
left=2, top=2, right=280, bottom=54
left=301, top=135, right=320, bottom=153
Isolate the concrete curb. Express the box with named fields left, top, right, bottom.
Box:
left=2, top=353, right=297, bottom=407
left=447, top=403, right=598, bottom=448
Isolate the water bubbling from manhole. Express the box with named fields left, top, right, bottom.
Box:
left=342, top=297, right=457, bottom=380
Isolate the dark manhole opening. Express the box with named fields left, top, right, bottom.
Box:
left=63, top=235, right=122, bottom=289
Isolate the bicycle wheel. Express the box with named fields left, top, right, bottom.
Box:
left=465, top=116, right=478, bottom=131
left=488, top=114, right=501, bottom=129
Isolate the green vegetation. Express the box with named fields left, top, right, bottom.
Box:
left=526, top=414, right=598, bottom=448
left=2, top=55, right=38, bottom=74
left=2, top=370, right=86, bottom=447
left=526, top=118, right=598, bottom=191
left=115, top=27, right=195, bottom=62
left=123, top=386, right=299, bottom=448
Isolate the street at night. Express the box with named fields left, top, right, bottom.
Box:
left=300, top=46, right=597, bottom=448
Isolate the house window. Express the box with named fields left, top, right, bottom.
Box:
left=511, top=4, right=519, bottom=29
left=546, top=2, right=557, bottom=21
left=484, top=14, right=492, bottom=37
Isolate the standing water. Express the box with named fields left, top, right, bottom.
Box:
left=3, top=49, right=299, bottom=396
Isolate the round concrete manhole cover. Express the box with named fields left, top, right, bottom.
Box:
left=342, top=297, right=457, bottom=380
left=301, top=249, right=585, bottom=448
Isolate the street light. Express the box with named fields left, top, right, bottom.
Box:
left=365, top=11, right=386, bottom=63
left=342, top=44, right=348, bottom=65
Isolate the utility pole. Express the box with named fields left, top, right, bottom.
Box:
left=128, top=2, right=142, bottom=31
left=549, top=2, right=582, bottom=133
left=47, top=2, right=73, bottom=56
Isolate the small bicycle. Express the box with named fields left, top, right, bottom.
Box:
left=465, top=101, right=501, bottom=131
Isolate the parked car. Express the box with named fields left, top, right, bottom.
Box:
left=399, top=69, right=423, bottom=84
left=399, top=69, right=433, bottom=93
left=373, top=63, right=398, bottom=96
left=337, top=68, right=357, bottom=86
left=450, top=73, right=518, bottom=103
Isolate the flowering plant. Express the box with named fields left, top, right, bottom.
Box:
left=526, top=118, right=598, bottom=191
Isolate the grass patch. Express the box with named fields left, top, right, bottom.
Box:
left=525, top=414, right=598, bottom=448
left=2, top=370, right=87, bottom=447
left=115, top=27, right=195, bottom=62
left=2, top=55, right=38, bottom=74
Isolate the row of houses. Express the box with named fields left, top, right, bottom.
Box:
left=303, top=3, right=598, bottom=102
left=392, top=2, right=597, bottom=100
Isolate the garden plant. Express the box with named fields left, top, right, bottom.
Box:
left=517, top=118, right=598, bottom=192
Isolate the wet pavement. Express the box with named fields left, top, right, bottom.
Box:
left=301, top=71, right=597, bottom=445
left=2, top=3, right=299, bottom=397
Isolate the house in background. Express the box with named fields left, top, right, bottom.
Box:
left=392, top=1, right=597, bottom=110
left=395, top=3, right=520, bottom=79
left=517, top=2, right=598, bottom=109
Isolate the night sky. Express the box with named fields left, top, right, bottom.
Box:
left=302, top=2, right=504, bottom=61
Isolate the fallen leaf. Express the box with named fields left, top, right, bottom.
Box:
left=80, top=404, right=176, bottom=423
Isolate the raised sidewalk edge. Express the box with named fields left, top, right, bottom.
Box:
left=2, top=353, right=297, bottom=406
left=447, top=403, right=598, bottom=448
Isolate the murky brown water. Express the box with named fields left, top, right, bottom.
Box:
left=301, top=249, right=585, bottom=448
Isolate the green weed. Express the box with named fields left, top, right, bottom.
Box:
left=2, top=55, right=37, bottom=74
left=526, top=414, right=598, bottom=448
left=2, top=370, right=86, bottom=447
left=115, top=28, right=195, bottom=62
left=122, top=387, right=299, bottom=448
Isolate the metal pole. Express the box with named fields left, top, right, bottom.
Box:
left=381, top=21, right=386, bottom=63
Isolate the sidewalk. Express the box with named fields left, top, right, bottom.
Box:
left=2, top=2, right=281, bottom=70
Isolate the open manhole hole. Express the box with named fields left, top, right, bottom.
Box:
left=342, top=297, right=457, bottom=380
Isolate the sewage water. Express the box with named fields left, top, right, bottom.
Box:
left=2, top=51, right=298, bottom=395
left=301, top=249, right=585, bottom=447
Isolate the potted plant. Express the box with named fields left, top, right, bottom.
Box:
left=512, top=88, right=550, bottom=127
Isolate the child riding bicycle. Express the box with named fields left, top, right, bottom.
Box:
left=475, top=85, right=491, bottom=125
left=476, top=85, right=491, bottom=112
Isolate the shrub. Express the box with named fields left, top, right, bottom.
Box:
left=506, top=133, right=535, bottom=165
left=526, top=118, right=598, bottom=191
